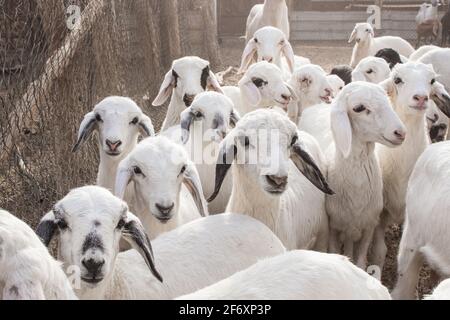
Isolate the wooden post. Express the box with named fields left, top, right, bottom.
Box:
left=161, top=0, right=182, bottom=63
left=201, top=0, right=222, bottom=69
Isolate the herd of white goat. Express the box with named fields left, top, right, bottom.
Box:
left=3, top=0, right=450, bottom=300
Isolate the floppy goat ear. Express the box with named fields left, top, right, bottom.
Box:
left=239, top=38, right=258, bottom=74
left=115, top=163, right=133, bottom=200
left=182, top=161, right=209, bottom=217
left=351, top=70, right=366, bottom=82
left=208, top=136, right=237, bottom=202
left=281, top=40, right=295, bottom=73
left=239, top=76, right=262, bottom=106
left=180, top=109, right=195, bottom=144
left=206, top=68, right=224, bottom=94
left=122, top=212, right=163, bottom=283
left=72, top=112, right=97, bottom=152
left=139, top=114, right=155, bottom=137
left=348, top=29, right=357, bottom=43
left=330, top=93, right=352, bottom=158
left=290, top=138, right=334, bottom=195
left=35, top=210, right=59, bottom=247
left=431, top=81, right=450, bottom=118
left=152, top=69, right=177, bottom=106
left=230, top=110, right=240, bottom=128
left=3, top=280, right=46, bottom=300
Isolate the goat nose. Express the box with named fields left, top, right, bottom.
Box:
left=325, top=88, right=332, bottom=96
left=281, top=94, right=291, bottom=102
left=105, top=139, right=122, bottom=152
left=262, top=56, right=273, bottom=63
left=266, top=175, right=288, bottom=187
left=394, top=129, right=406, bottom=141
left=413, top=95, right=429, bottom=106
left=183, top=94, right=196, bottom=107
left=156, top=202, right=175, bottom=215
left=82, top=258, right=105, bottom=275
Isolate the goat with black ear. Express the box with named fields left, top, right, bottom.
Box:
left=36, top=186, right=286, bottom=300
left=72, top=96, right=155, bottom=193
left=209, top=108, right=333, bottom=251
left=115, top=136, right=208, bottom=239
left=152, top=56, right=224, bottom=132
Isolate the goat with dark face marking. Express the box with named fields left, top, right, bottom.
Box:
left=73, top=96, right=155, bottom=192
left=36, top=186, right=285, bottom=300
left=115, top=136, right=208, bottom=238
left=153, top=56, right=223, bottom=131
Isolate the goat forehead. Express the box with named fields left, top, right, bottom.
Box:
left=247, top=62, right=282, bottom=77
left=173, top=57, right=208, bottom=74
left=255, top=29, right=284, bottom=42
left=239, top=111, right=296, bottom=134
left=95, top=97, right=141, bottom=113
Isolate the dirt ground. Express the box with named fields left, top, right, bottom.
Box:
left=217, top=39, right=436, bottom=298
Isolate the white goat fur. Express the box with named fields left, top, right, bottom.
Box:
left=392, top=142, right=450, bottom=299
left=351, top=56, right=391, bottom=84
left=246, top=0, right=290, bottom=42
left=425, top=279, right=450, bottom=300
left=36, top=186, right=285, bottom=299
left=326, top=82, right=406, bottom=269
left=349, top=23, right=414, bottom=68
left=178, top=250, right=391, bottom=300
left=327, top=74, right=345, bottom=97
left=73, top=96, right=154, bottom=193
left=152, top=56, right=223, bottom=131
left=409, top=45, right=440, bottom=61
left=115, top=136, right=207, bottom=239
left=218, top=109, right=331, bottom=251
left=0, top=210, right=76, bottom=300
left=223, top=61, right=296, bottom=117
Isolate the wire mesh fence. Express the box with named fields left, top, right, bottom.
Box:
left=0, top=0, right=220, bottom=226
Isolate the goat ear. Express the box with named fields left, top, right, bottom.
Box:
left=152, top=70, right=176, bottom=106
left=138, top=114, right=155, bottom=137
left=35, top=211, right=58, bottom=247
left=122, top=212, right=163, bottom=283
left=180, top=109, right=195, bottom=144
left=351, top=70, right=366, bottom=82
left=285, top=82, right=299, bottom=102
left=348, top=29, right=356, bottom=43
left=3, top=280, right=46, bottom=300
left=239, top=76, right=262, bottom=106
left=239, top=39, right=258, bottom=74
left=282, top=40, right=295, bottom=73
left=207, top=70, right=224, bottom=94
left=183, top=162, right=209, bottom=217
left=208, top=136, right=237, bottom=202
left=115, top=164, right=132, bottom=199
left=330, top=96, right=352, bottom=158
left=290, top=139, right=334, bottom=195
left=230, top=110, right=240, bottom=128
left=72, top=112, right=97, bottom=153
left=431, top=81, right=450, bottom=118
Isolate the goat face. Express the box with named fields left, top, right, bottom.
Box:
left=289, top=64, right=333, bottom=104
left=348, top=23, right=374, bottom=44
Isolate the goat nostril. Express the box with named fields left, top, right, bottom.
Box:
left=267, top=175, right=288, bottom=187
left=394, top=130, right=405, bottom=140
left=106, top=139, right=122, bottom=152
left=156, top=203, right=175, bottom=215
left=82, top=258, right=105, bottom=274
left=281, top=94, right=290, bottom=101
left=183, top=94, right=195, bottom=106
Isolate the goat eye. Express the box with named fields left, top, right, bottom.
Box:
left=244, top=136, right=250, bottom=147
left=95, top=114, right=102, bottom=122
left=57, top=219, right=68, bottom=230
left=291, top=135, right=298, bottom=146
left=130, top=117, right=139, bottom=125
left=116, top=218, right=126, bottom=230
left=180, top=165, right=187, bottom=175
left=172, top=70, right=179, bottom=79
left=279, top=40, right=285, bottom=46
left=133, top=166, right=143, bottom=175
left=353, top=105, right=366, bottom=113
left=366, top=29, right=370, bottom=32
left=254, top=38, right=258, bottom=43
left=394, top=77, right=403, bottom=85
left=366, top=69, right=374, bottom=74
left=431, top=79, right=436, bottom=85
left=195, top=111, right=203, bottom=119
left=252, top=77, right=267, bottom=88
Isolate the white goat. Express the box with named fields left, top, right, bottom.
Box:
left=208, top=108, right=333, bottom=251
left=246, top=0, right=290, bottom=42
left=222, top=61, right=297, bottom=116
left=349, top=23, right=414, bottom=68
left=0, top=210, right=76, bottom=300
left=327, top=74, right=345, bottom=97
left=36, top=186, right=286, bottom=300
left=351, top=56, right=391, bottom=84
left=72, top=96, right=155, bottom=192
left=326, top=82, right=406, bottom=269
left=239, top=26, right=310, bottom=79
left=425, top=279, right=450, bottom=300
left=115, top=136, right=208, bottom=239
left=390, top=142, right=450, bottom=299
left=152, top=56, right=223, bottom=131
left=372, top=62, right=450, bottom=270
left=286, top=64, right=333, bottom=124
left=409, top=45, right=440, bottom=61
left=178, top=250, right=391, bottom=300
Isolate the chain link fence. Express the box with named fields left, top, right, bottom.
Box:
left=0, top=0, right=220, bottom=226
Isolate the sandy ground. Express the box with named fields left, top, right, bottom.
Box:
left=218, top=39, right=436, bottom=298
